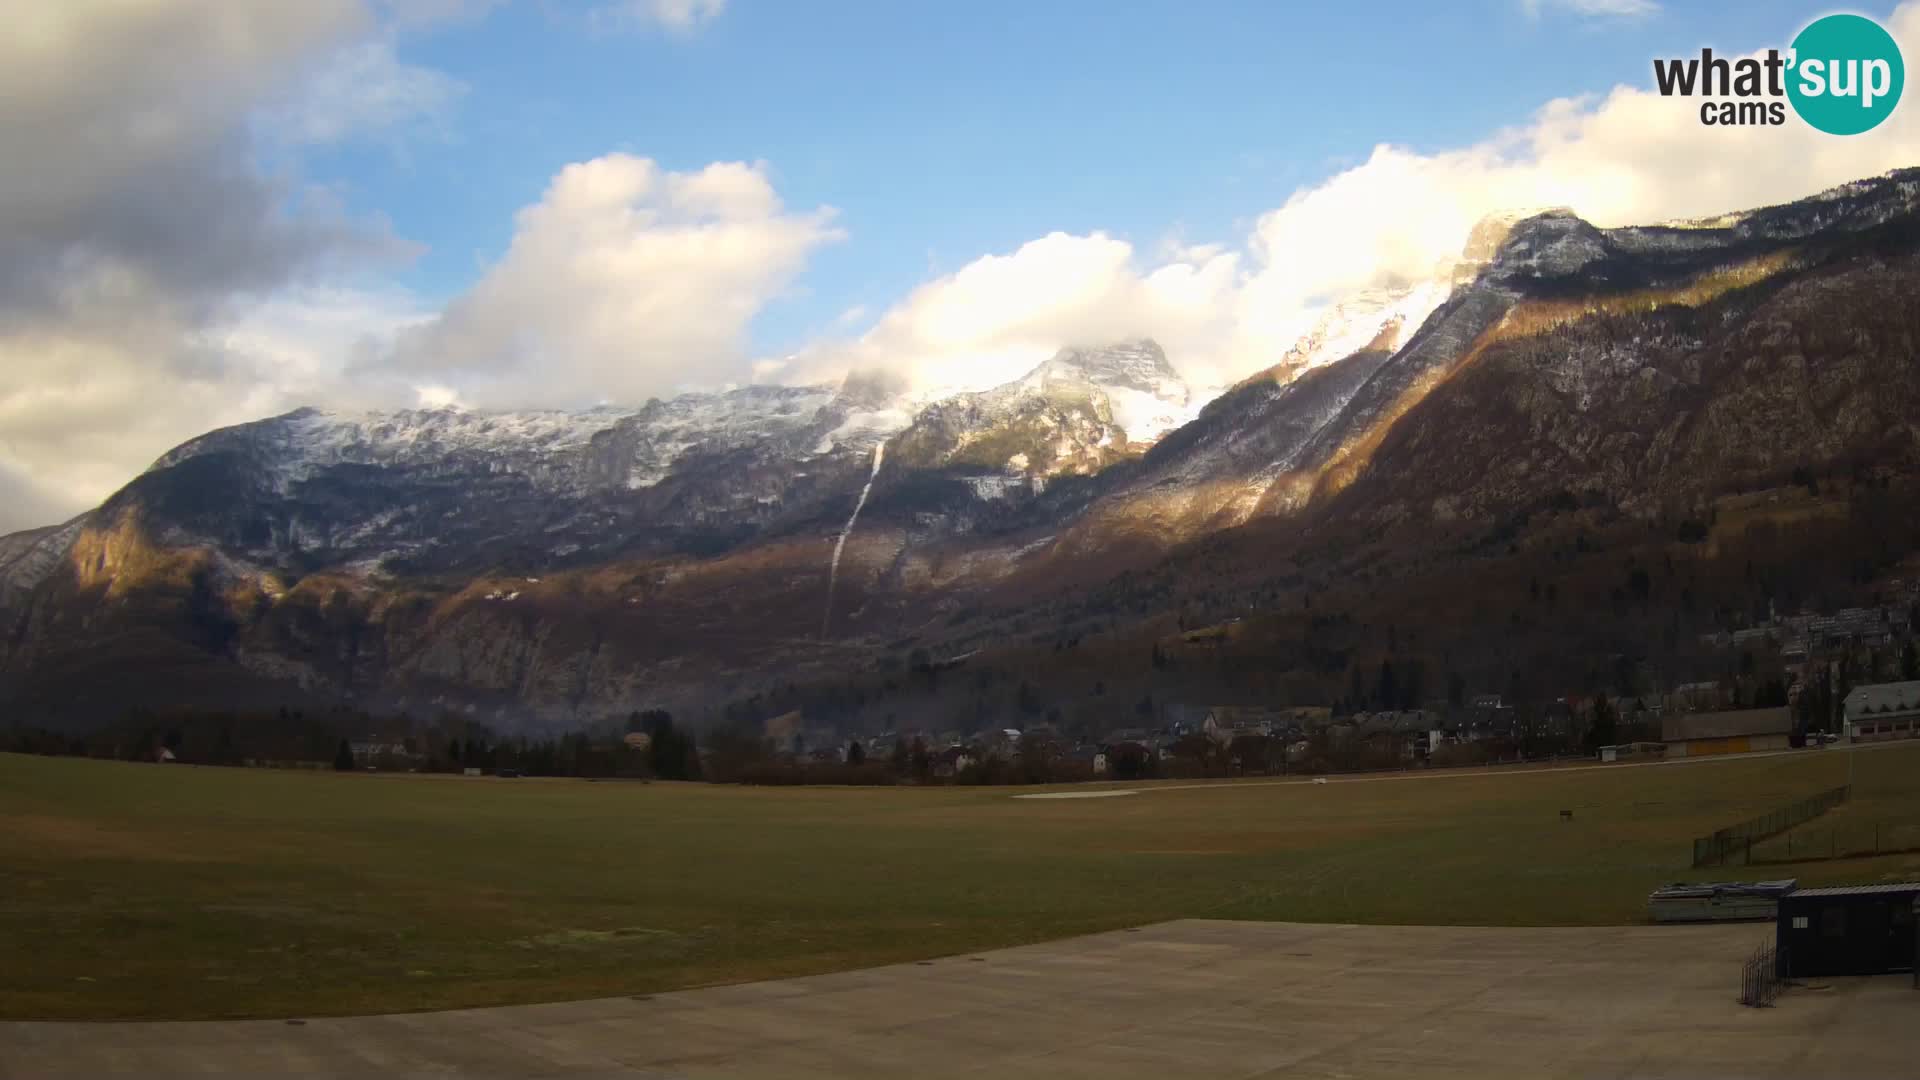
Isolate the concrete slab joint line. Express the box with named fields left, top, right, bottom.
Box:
left=5, top=920, right=1920, bottom=1078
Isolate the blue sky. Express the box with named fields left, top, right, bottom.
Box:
left=2, top=0, right=1916, bottom=531
left=322, top=0, right=1878, bottom=352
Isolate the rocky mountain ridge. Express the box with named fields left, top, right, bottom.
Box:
left=5, top=168, right=1919, bottom=727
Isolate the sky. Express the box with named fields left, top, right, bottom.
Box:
left=2, top=0, right=1918, bottom=532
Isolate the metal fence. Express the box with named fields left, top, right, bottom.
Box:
left=1748, top=820, right=1920, bottom=864
left=1690, top=784, right=1851, bottom=867
left=1739, top=941, right=1784, bottom=1007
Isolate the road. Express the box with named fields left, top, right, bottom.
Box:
left=4, top=920, right=1914, bottom=1078
left=1130, top=739, right=1905, bottom=796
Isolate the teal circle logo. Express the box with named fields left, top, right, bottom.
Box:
left=1788, top=14, right=1904, bottom=135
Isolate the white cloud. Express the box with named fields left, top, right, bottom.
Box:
left=777, top=232, right=1244, bottom=397
left=414, top=384, right=465, bottom=409
left=0, top=280, right=430, bottom=534
left=383, top=155, right=840, bottom=407
left=1522, top=0, right=1660, bottom=18
left=0, top=2, right=374, bottom=315
left=0, top=2, right=447, bottom=530
left=595, top=0, right=727, bottom=33
left=260, top=36, right=466, bottom=146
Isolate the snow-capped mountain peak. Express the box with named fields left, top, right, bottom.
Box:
left=886, top=338, right=1199, bottom=483
left=1035, top=339, right=1196, bottom=446
left=1268, top=281, right=1451, bottom=384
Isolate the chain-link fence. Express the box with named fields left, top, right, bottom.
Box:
left=1691, top=785, right=1851, bottom=867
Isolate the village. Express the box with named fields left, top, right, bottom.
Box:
left=757, top=679, right=1920, bottom=785
left=76, top=585, right=1919, bottom=785
left=744, top=587, right=1920, bottom=784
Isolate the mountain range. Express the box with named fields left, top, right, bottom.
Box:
left=5, top=169, right=1920, bottom=733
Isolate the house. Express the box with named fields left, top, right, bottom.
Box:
left=1599, top=742, right=1667, bottom=763
left=1105, top=740, right=1152, bottom=774
left=932, top=745, right=973, bottom=778
left=1460, top=700, right=1517, bottom=742
left=1161, top=703, right=1208, bottom=734
left=1807, top=607, right=1898, bottom=649
left=1661, top=707, right=1793, bottom=757
left=1671, top=681, right=1727, bottom=713
left=1610, top=696, right=1660, bottom=720
left=1204, top=705, right=1286, bottom=737
left=349, top=739, right=410, bottom=765
left=1065, top=745, right=1109, bottom=774
left=1276, top=705, right=1333, bottom=727
left=1540, top=700, right=1579, bottom=741
left=1842, top=681, right=1920, bottom=743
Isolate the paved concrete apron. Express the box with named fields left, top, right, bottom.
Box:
left=4, top=920, right=1915, bottom=1078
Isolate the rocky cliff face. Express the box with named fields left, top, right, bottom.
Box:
left=5, top=169, right=1919, bottom=727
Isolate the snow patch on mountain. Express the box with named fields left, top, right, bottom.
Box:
left=816, top=406, right=915, bottom=456
left=1272, top=282, right=1451, bottom=379
left=0, top=518, right=86, bottom=594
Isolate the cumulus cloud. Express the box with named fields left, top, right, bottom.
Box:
left=382, top=155, right=840, bottom=406
left=0, top=1, right=440, bottom=532
left=777, top=232, right=1241, bottom=395
left=0, top=3, right=375, bottom=318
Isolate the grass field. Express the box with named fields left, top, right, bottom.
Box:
left=5, top=745, right=1920, bottom=1020
left=1750, top=756, right=1920, bottom=863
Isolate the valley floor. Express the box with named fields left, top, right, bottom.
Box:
left=3, top=745, right=1919, bottom=1020
left=4, top=920, right=1914, bottom=1078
